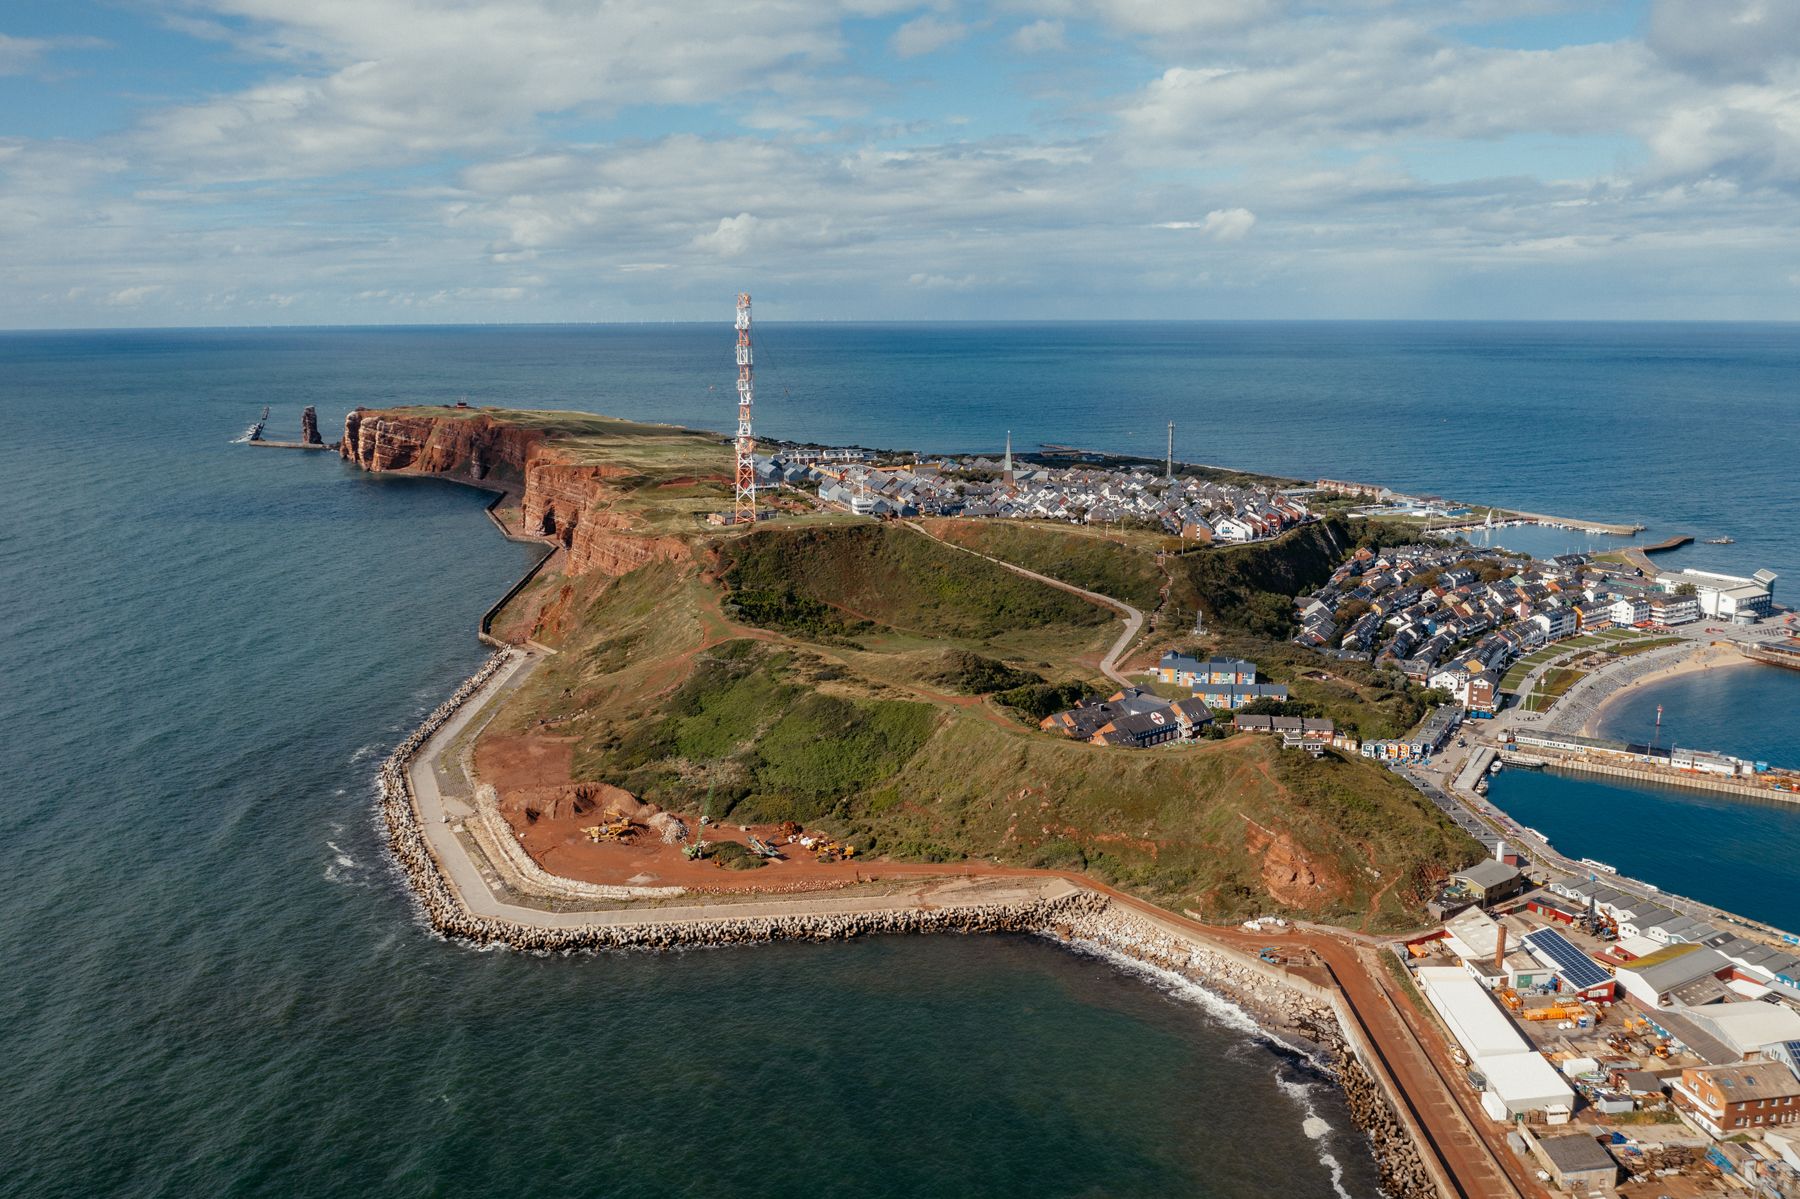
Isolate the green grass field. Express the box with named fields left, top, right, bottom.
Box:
left=917, top=518, right=1170, bottom=610
left=1521, top=666, right=1588, bottom=712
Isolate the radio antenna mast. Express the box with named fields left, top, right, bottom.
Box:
left=733, top=293, right=756, bottom=524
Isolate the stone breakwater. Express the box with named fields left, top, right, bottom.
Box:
left=375, top=656, right=1428, bottom=1195
left=1051, top=906, right=1438, bottom=1199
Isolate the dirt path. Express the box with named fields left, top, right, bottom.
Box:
left=903, top=520, right=1146, bottom=687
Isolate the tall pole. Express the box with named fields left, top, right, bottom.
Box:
left=734, top=293, right=756, bottom=524
left=1166, top=421, right=1174, bottom=483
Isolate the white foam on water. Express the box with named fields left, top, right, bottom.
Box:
left=1053, top=934, right=1297, bottom=1052
left=1273, top=1071, right=1353, bottom=1199
left=1053, top=933, right=1364, bottom=1197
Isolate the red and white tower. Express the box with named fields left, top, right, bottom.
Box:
left=734, top=292, right=756, bottom=524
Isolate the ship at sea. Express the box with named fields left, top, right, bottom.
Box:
left=237, top=404, right=270, bottom=443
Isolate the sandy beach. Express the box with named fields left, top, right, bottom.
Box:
left=1578, top=641, right=1750, bottom=736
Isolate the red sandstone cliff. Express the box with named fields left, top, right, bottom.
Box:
left=340, top=409, right=690, bottom=577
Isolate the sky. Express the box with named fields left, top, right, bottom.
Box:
left=2, top=0, right=1799, bottom=327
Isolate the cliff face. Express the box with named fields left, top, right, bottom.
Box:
left=340, top=409, right=689, bottom=577
left=340, top=409, right=543, bottom=480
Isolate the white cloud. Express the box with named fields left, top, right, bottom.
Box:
left=1072, top=0, right=1281, bottom=37
left=1119, top=24, right=1667, bottom=152
left=0, top=32, right=104, bottom=76
left=1647, top=0, right=1800, bottom=83
left=690, top=213, right=762, bottom=258
left=890, top=15, right=968, bottom=58
left=1155, top=208, right=1257, bottom=239
left=1009, top=19, right=1065, bottom=54
left=133, top=0, right=855, bottom=180
left=8, top=0, right=1800, bottom=325
left=104, top=285, right=163, bottom=306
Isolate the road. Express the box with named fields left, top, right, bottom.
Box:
left=903, top=520, right=1145, bottom=686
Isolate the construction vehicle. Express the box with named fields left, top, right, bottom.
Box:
left=683, top=839, right=711, bottom=861
left=581, top=816, right=634, bottom=843
left=747, top=835, right=783, bottom=860
left=811, top=839, right=858, bottom=863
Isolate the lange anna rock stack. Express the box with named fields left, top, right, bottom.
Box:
left=733, top=293, right=756, bottom=525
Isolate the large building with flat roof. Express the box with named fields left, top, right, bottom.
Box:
left=1661, top=567, right=1777, bottom=623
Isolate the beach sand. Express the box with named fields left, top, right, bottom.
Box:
left=1579, top=641, right=1749, bottom=736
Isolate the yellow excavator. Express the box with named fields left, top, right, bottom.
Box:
left=582, top=815, right=634, bottom=843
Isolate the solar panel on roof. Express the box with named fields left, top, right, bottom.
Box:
left=1523, top=928, right=1613, bottom=991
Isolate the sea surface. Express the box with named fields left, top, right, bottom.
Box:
left=4, top=322, right=1799, bottom=1195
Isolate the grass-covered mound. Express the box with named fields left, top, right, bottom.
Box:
left=927, top=651, right=1045, bottom=695
left=849, top=711, right=1478, bottom=928
left=721, top=522, right=1110, bottom=642
left=590, top=640, right=940, bottom=825
left=465, top=415, right=1480, bottom=927
left=916, top=519, right=1169, bottom=610
left=1164, top=517, right=1358, bottom=638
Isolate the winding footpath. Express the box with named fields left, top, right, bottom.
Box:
left=903, top=520, right=1145, bottom=685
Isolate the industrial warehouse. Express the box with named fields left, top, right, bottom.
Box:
left=1384, top=837, right=1800, bottom=1193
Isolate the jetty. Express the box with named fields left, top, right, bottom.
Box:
left=1741, top=639, right=1800, bottom=673
left=243, top=404, right=332, bottom=450
left=1636, top=533, right=1693, bottom=554
left=1506, top=730, right=1800, bottom=806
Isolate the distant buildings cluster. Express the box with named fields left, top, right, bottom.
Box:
left=753, top=450, right=1313, bottom=541
left=1292, top=542, right=1778, bottom=714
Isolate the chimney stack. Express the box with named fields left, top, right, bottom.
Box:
left=1495, top=838, right=1507, bottom=864
left=1495, top=923, right=1508, bottom=973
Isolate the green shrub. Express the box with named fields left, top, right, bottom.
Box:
left=928, top=650, right=1045, bottom=695
left=995, top=680, right=1096, bottom=721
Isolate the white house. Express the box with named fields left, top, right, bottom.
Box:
left=1610, top=597, right=1651, bottom=627
left=1531, top=608, right=1578, bottom=641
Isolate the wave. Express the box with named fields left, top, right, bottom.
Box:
left=1273, top=1071, right=1354, bottom=1199
left=1050, top=933, right=1366, bottom=1197
left=1050, top=932, right=1297, bottom=1049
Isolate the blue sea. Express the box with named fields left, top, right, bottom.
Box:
left=3, top=321, right=1798, bottom=1195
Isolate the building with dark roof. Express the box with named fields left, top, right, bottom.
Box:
left=1526, top=1132, right=1618, bottom=1195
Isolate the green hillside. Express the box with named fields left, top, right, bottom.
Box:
left=721, top=522, right=1110, bottom=641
